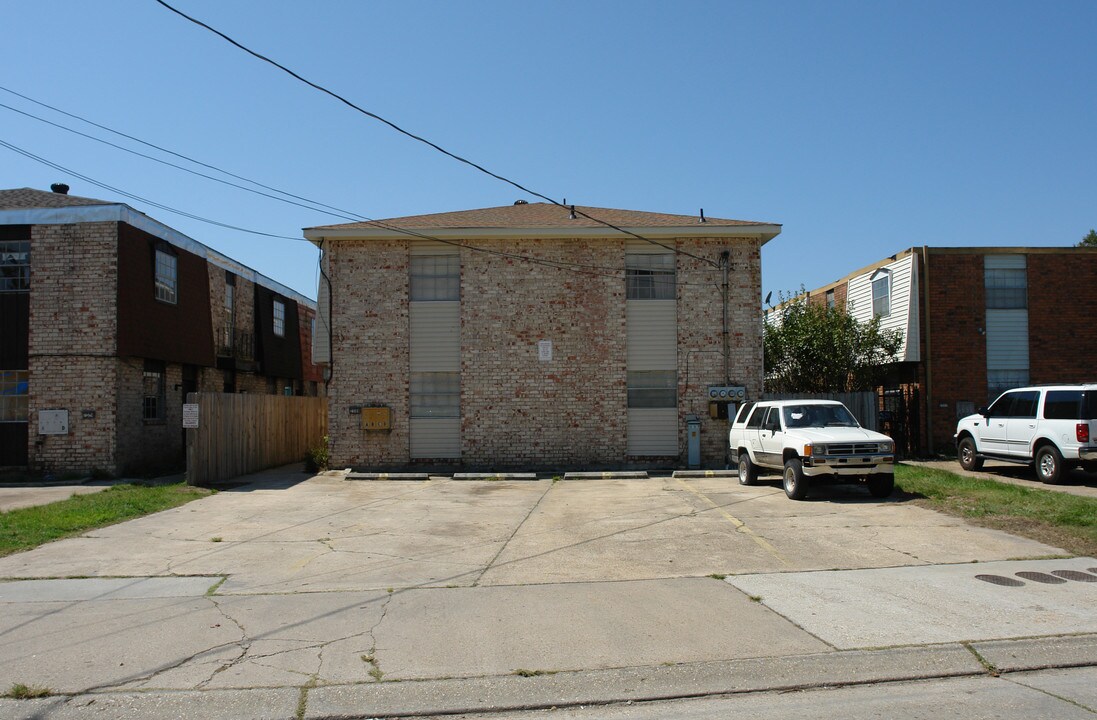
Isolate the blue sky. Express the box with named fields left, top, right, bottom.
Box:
left=2, top=1, right=1094, bottom=300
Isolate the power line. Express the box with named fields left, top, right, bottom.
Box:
left=152, top=0, right=720, bottom=267
left=1, top=86, right=718, bottom=280
left=0, top=138, right=304, bottom=242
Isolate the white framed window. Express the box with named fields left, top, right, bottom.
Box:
left=825, top=289, right=835, bottom=310
left=154, top=249, right=177, bottom=304
left=0, top=370, right=29, bottom=421
left=410, top=254, right=460, bottom=301
left=626, top=253, right=675, bottom=300
left=0, top=240, right=30, bottom=292
left=142, top=361, right=165, bottom=421
left=410, top=372, right=460, bottom=417
left=871, top=270, right=890, bottom=317
left=273, top=299, right=285, bottom=338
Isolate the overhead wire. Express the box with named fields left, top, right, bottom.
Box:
left=6, top=85, right=728, bottom=283
left=152, top=0, right=722, bottom=268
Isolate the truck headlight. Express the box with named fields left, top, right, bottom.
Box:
left=879, top=441, right=894, bottom=453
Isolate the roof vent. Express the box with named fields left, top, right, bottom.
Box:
left=50, top=183, right=70, bottom=195
left=513, top=199, right=528, bottom=205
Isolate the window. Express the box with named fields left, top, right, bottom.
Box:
left=734, top=402, right=755, bottom=424
left=410, top=254, right=459, bottom=301
left=1008, top=390, right=1039, bottom=418
left=0, top=241, right=30, bottom=292
left=985, top=267, right=1027, bottom=309
left=143, top=361, right=165, bottom=421
left=987, top=370, right=1029, bottom=403
left=745, top=405, right=767, bottom=429
left=825, top=289, right=835, bottom=310
left=154, top=249, right=177, bottom=304
left=871, top=270, right=890, bottom=317
left=626, top=253, right=675, bottom=300
left=273, top=299, right=285, bottom=338
left=627, top=370, right=676, bottom=408
left=1043, top=391, right=1084, bottom=420
left=410, top=372, right=460, bottom=417
left=0, top=370, right=29, bottom=421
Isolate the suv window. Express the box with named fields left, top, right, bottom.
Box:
left=986, top=393, right=1014, bottom=417
left=1043, top=390, right=1084, bottom=420
left=1009, top=391, right=1039, bottom=419
left=763, top=408, right=782, bottom=431
left=745, top=405, right=766, bottom=429
left=734, top=402, right=755, bottom=424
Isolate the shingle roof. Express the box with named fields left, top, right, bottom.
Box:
left=307, top=202, right=773, bottom=231
left=0, top=187, right=115, bottom=210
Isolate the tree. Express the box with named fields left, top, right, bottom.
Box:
left=1078, top=229, right=1097, bottom=248
left=763, top=290, right=903, bottom=394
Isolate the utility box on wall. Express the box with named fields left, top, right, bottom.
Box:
left=38, top=410, right=69, bottom=435
left=360, top=406, right=392, bottom=431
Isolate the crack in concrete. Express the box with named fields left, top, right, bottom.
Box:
left=865, top=529, right=925, bottom=563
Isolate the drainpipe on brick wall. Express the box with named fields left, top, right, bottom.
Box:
left=721, top=250, right=730, bottom=384
left=922, top=246, right=934, bottom=455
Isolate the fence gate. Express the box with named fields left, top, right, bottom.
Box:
left=878, top=385, right=922, bottom=458
left=185, top=392, right=327, bottom=486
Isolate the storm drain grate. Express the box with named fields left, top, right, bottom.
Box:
left=1051, top=570, right=1097, bottom=582
left=1015, top=571, right=1067, bottom=584
left=975, top=574, right=1025, bottom=587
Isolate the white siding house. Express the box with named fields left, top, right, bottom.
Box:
left=845, top=252, right=920, bottom=362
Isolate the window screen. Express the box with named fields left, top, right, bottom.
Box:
left=154, top=249, right=177, bottom=304
left=627, top=370, right=676, bottom=408
left=0, top=370, right=28, bottom=421
left=0, top=241, right=30, bottom=292
left=626, top=253, right=675, bottom=300
left=872, top=273, right=890, bottom=317
left=273, top=299, right=285, bottom=338
left=410, top=254, right=459, bottom=301
left=143, top=362, right=165, bottom=421
left=985, top=268, right=1027, bottom=309
left=410, top=372, right=460, bottom=417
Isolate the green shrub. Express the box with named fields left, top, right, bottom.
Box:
left=305, top=435, right=330, bottom=473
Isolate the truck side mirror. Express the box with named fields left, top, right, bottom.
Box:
left=978, top=406, right=990, bottom=417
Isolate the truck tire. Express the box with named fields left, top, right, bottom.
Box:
left=1035, top=444, right=1064, bottom=484
left=867, top=472, right=894, bottom=498
left=958, top=437, right=983, bottom=471
left=783, top=458, right=809, bottom=500
left=738, top=454, right=757, bottom=486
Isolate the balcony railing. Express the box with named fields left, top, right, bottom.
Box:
left=217, top=327, right=255, bottom=361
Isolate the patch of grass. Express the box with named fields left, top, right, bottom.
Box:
left=896, top=464, right=1097, bottom=556
left=513, top=669, right=555, bottom=677
left=206, top=577, right=227, bottom=596
left=708, top=573, right=727, bottom=580
left=0, top=483, right=211, bottom=557
left=210, top=536, right=223, bottom=543
left=4, top=683, right=51, bottom=699
left=368, top=667, right=385, bottom=681
left=749, top=595, right=763, bottom=602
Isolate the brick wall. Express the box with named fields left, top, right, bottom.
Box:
left=924, top=253, right=986, bottom=451
left=326, top=235, right=762, bottom=469
left=1028, top=253, right=1097, bottom=381
left=327, top=239, right=410, bottom=467
left=27, top=222, right=120, bottom=474
left=677, top=238, right=764, bottom=466
left=114, top=358, right=185, bottom=476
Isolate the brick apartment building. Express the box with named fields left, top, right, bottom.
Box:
left=803, top=246, right=1097, bottom=454
left=0, top=187, right=324, bottom=476
left=304, top=202, right=781, bottom=470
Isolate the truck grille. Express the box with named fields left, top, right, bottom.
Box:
left=824, top=443, right=880, bottom=456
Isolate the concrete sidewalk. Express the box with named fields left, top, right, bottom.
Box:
left=0, top=465, right=1092, bottom=718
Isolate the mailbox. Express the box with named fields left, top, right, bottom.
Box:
left=360, top=406, right=392, bottom=431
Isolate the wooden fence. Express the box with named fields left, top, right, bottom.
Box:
left=185, top=392, right=327, bottom=486
left=761, top=391, right=878, bottom=431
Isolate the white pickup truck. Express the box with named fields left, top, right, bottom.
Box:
left=729, top=399, right=896, bottom=500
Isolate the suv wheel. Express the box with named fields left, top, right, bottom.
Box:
left=738, top=454, right=757, bottom=486
left=958, top=437, right=983, bottom=471
left=1035, top=445, right=1064, bottom=484
left=783, top=458, right=809, bottom=500
left=867, top=472, right=894, bottom=498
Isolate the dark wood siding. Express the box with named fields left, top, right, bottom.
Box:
left=254, top=285, right=302, bottom=380
left=0, top=423, right=27, bottom=466
left=0, top=293, right=28, bottom=369
left=116, top=224, right=215, bottom=365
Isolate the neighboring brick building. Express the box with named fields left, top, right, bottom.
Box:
left=0, top=187, right=324, bottom=475
left=802, top=246, right=1097, bottom=454
left=305, top=202, right=781, bottom=470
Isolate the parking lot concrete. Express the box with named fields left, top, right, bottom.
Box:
left=0, top=464, right=1092, bottom=718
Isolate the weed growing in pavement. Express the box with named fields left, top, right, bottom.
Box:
left=210, top=536, right=223, bottom=542
left=749, top=595, right=763, bottom=603
left=4, top=683, right=51, bottom=699
left=513, top=669, right=555, bottom=677
left=708, top=573, right=727, bottom=580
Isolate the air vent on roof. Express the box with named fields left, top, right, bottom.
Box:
left=514, top=199, right=529, bottom=205
left=50, top=183, right=70, bottom=195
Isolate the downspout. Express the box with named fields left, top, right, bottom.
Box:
left=721, top=250, right=730, bottom=384
left=319, top=239, right=334, bottom=391
left=921, top=246, right=933, bottom=455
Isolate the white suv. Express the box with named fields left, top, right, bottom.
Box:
left=954, top=384, right=1097, bottom=484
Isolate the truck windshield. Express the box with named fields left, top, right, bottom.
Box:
left=782, top=404, right=859, bottom=429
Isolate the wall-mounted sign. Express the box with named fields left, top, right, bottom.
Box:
left=81, top=409, right=96, bottom=420
left=182, top=403, right=200, bottom=428
left=538, top=340, right=553, bottom=362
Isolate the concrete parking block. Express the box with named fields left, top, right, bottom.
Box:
left=345, top=472, right=431, bottom=481
left=564, top=471, right=649, bottom=480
